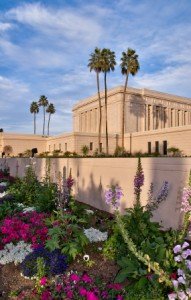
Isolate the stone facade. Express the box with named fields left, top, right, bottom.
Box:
left=1, top=86, right=191, bottom=156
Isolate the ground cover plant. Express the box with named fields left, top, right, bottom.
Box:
left=0, top=158, right=191, bottom=299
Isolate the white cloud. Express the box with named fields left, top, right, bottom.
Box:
left=0, top=22, right=12, bottom=32
left=7, top=3, right=102, bottom=44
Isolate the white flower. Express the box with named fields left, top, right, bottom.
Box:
left=17, top=203, right=25, bottom=208
left=177, top=291, right=188, bottom=300
left=0, top=192, right=7, bottom=198
left=84, top=227, right=108, bottom=243
left=0, top=241, right=32, bottom=265
left=98, top=247, right=102, bottom=251
left=83, top=254, right=89, bottom=262
left=0, top=182, right=7, bottom=187
left=85, top=209, right=94, bottom=215
left=23, top=207, right=36, bottom=213
left=168, top=293, right=177, bottom=300
left=25, top=165, right=30, bottom=168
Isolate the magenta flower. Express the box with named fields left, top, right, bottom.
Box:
left=70, top=273, right=80, bottom=283
left=79, top=287, right=87, bottom=296
left=86, top=291, right=99, bottom=300
left=81, top=273, right=93, bottom=283
left=40, top=277, right=48, bottom=286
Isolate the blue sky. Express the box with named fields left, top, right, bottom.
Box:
left=0, top=0, right=191, bottom=135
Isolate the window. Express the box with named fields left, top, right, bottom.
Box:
left=148, top=142, right=151, bottom=154
left=54, top=144, right=56, bottom=151
left=100, top=143, right=102, bottom=152
left=65, top=143, right=67, bottom=151
left=90, top=142, right=93, bottom=151
left=163, top=140, right=167, bottom=155
left=49, top=145, right=51, bottom=152
left=59, top=143, right=61, bottom=150
left=155, top=141, right=159, bottom=153
left=177, top=110, right=180, bottom=126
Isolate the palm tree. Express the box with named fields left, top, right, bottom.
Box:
left=120, top=48, right=140, bottom=148
left=30, top=101, right=39, bottom=134
left=88, top=47, right=102, bottom=153
left=38, top=95, right=49, bottom=136
left=101, top=48, right=116, bottom=155
left=46, top=103, right=56, bottom=136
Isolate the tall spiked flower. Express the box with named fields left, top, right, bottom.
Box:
left=134, top=157, right=144, bottom=205
left=105, top=185, right=123, bottom=210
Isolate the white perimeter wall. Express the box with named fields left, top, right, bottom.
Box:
left=1, top=157, right=190, bottom=230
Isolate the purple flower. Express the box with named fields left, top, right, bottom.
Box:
left=177, top=291, right=188, bottom=300
left=173, top=245, right=182, bottom=254
left=105, top=186, right=123, bottom=210
left=168, top=292, right=177, bottom=300
left=185, top=260, right=191, bottom=271
left=182, top=249, right=191, bottom=259
left=181, top=187, right=191, bottom=213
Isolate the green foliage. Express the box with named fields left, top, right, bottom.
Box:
left=0, top=200, right=22, bottom=221
left=104, top=205, right=176, bottom=284
left=46, top=211, right=89, bottom=261
left=35, top=182, right=57, bottom=212
left=124, top=277, right=166, bottom=299
left=81, top=145, right=89, bottom=156
left=8, top=164, right=57, bottom=212
left=167, top=147, right=182, bottom=156
left=114, top=146, right=130, bottom=157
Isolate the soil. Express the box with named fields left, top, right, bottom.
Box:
left=0, top=245, right=119, bottom=299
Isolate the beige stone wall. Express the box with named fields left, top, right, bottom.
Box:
left=1, top=133, right=46, bottom=156
left=131, top=125, right=191, bottom=155
left=1, top=157, right=190, bottom=229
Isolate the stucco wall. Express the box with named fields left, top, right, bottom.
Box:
left=1, top=157, right=190, bottom=230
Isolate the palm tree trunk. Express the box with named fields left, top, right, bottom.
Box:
left=47, top=114, right=51, bottom=136
left=34, top=113, right=36, bottom=134
left=97, top=71, right=102, bottom=153
left=104, top=71, right=109, bottom=155
left=122, top=73, right=129, bottom=148
left=43, top=107, right=45, bottom=136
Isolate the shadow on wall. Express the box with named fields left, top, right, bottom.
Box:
left=143, top=157, right=190, bottom=230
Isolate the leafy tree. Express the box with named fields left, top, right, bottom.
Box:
left=30, top=101, right=39, bottom=134
left=101, top=48, right=116, bottom=155
left=120, top=48, right=140, bottom=148
left=46, top=103, right=56, bottom=136
left=38, top=95, right=49, bottom=136
left=88, top=47, right=102, bottom=153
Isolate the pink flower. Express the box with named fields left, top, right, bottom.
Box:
left=79, top=287, right=87, bottom=296
left=40, top=277, right=47, bottom=286
left=108, top=283, right=122, bottom=290
left=66, top=290, right=73, bottom=299
left=81, top=273, right=93, bottom=283
left=56, top=284, right=62, bottom=292
left=117, top=296, right=124, bottom=300
left=41, top=290, right=52, bottom=300
left=86, top=291, right=99, bottom=300
left=70, top=273, right=80, bottom=282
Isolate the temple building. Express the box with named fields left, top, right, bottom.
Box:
left=1, top=86, right=191, bottom=156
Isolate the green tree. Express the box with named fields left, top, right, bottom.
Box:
left=30, top=101, right=39, bottom=134
left=46, top=103, right=56, bottom=136
left=120, top=48, right=140, bottom=148
left=88, top=47, right=102, bottom=153
left=101, top=48, right=116, bottom=155
left=38, top=95, right=49, bottom=136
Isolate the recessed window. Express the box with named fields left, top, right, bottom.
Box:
left=65, top=143, right=67, bottom=151
left=59, top=143, right=61, bottom=150
left=163, top=140, right=167, bottom=155
left=54, top=144, right=56, bottom=151
left=100, top=143, right=102, bottom=152
left=155, top=141, right=159, bottom=153
left=148, top=142, right=151, bottom=154
left=90, top=142, right=93, bottom=151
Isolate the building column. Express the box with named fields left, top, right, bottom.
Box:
left=145, top=104, right=148, bottom=131
left=150, top=105, right=154, bottom=130
left=167, top=108, right=171, bottom=127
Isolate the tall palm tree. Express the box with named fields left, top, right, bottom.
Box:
left=120, top=48, right=140, bottom=148
left=38, top=95, right=49, bottom=136
left=30, top=101, right=39, bottom=134
left=101, top=48, right=116, bottom=155
left=46, top=103, right=56, bottom=136
left=88, top=47, right=102, bottom=153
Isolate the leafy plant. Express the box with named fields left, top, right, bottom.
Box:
left=81, top=145, right=89, bottom=156
left=46, top=211, right=88, bottom=261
